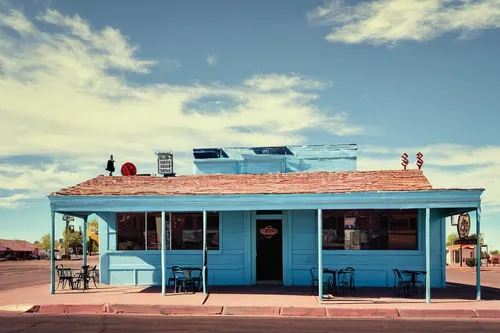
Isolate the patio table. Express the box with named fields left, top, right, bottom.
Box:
left=323, top=269, right=338, bottom=295
left=180, top=267, right=203, bottom=292
left=401, top=270, right=426, bottom=296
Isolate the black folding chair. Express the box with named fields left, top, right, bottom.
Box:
left=393, top=269, right=411, bottom=297
left=56, top=265, right=74, bottom=290
left=338, top=267, right=356, bottom=296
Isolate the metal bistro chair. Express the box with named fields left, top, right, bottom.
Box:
left=87, top=265, right=99, bottom=288
left=309, top=267, right=333, bottom=296
left=55, top=265, right=74, bottom=290
left=185, top=268, right=202, bottom=292
left=392, top=269, right=411, bottom=297
left=338, top=267, right=356, bottom=296
left=170, top=266, right=186, bottom=293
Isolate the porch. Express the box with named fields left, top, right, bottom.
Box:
left=47, top=170, right=485, bottom=303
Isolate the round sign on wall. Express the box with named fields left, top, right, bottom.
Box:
left=121, top=162, right=137, bottom=176
left=457, top=213, right=471, bottom=239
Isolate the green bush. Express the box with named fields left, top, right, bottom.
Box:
left=466, top=258, right=477, bottom=267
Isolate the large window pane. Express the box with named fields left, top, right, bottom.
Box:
left=171, top=212, right=220, bottom=250
left=146, top=212, right=163, bottom=250
left=323, top=209, right=418, bottom=251
left=116, top=212, right=219, bottom=251
left=117, top=213, right=145, bottom=250
left=322, top=211, right=345, bottom=250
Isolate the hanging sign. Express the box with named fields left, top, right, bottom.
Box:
left=451, top=215, right=458, bottom=226
left=457, top=213, right=471, bottom=239
left=260, top=226, right=278, bottom=239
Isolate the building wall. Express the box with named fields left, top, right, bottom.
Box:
left=287, top=209, right=446, bottom=288
left=97, top=211, right=251, bottom=286
left=96, top=209, right=446, bottom=288
left=446, top=248, right=475, bottom=266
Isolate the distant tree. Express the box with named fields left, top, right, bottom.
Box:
left=37, top=234, right=60, bottom=250
left=86, top=219, right=99, bottom=255
left=87, top=219, right=98, bottom=234
left=491, top=250, right=500, bottom=255
left=62, top=229, right=83, bottom=255
left=33, top=240, right=42, bottom=249
left=446, top=233, right=459, bottom=246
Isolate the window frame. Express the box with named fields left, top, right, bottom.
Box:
left=114, top=211, right=223, bottom=254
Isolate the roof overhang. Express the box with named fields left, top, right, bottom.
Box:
left=48, top=189, right=484, bottom=213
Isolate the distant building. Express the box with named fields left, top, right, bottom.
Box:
left=0, top=239, right=39, bottom=259
left=446, top=243, right=489, bottom=267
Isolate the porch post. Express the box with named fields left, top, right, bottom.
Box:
left=202, top=210, right=207, bottom=295
left=425, top=208, right=431, bottom=303
left=317, top=209, right=323, bottom=301
left=50, top=211, right=55, bottom=294
left=476, top=206, right=481, bottom=301
left=82, top=216, right=88, bottom=267
left=161, top=211, right=166, bottom=296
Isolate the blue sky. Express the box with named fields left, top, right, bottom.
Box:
left=0, top=0, right=499, bottom=248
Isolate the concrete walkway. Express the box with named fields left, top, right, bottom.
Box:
left=1, top=284, right=500, bottom=319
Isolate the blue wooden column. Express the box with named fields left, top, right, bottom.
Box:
left=317, top=209, right=323, bottom=301
left=202, top=210, right=207, bottom=295
left=476, top=207, right=481, bottom=301
left=425, top=208, right=431, bottom=303
left=82, top=216, right=88, bottom=267
left=50, top=211, right=56, bottom=294
left=161, top=211, right=166, bottom=296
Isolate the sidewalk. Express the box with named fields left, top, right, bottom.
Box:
left=1, top=284, right=500, bottom=319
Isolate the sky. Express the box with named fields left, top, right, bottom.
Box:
left=0, top=0, right=499, bottom=249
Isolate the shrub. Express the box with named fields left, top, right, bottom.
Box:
left=466, top=258, right=477, bottom=267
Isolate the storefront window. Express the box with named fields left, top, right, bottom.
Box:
left=116, top=211, right=219, bottom=251
left=170, top=212, right=219, bottom=250
left=322, top=209, right=418, bottom=250
left=117, top=213, right=146, bottom=250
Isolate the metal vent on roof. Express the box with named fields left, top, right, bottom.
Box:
left=252, top=146, right=292, bottom=155
left=193, top=148, right=229, bottom=159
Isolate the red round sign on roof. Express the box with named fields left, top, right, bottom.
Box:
left=121, top=162, right=137, bottom=176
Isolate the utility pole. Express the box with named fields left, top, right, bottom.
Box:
left=62, top=215, right=74, bottom=256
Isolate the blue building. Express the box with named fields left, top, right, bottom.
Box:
left=47, top=144, right=484, bottom=302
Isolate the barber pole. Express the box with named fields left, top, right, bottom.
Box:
left=401, top=153, right=409, bottom=170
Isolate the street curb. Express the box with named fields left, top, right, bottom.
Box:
left=8, top=304, right=500, bottom=319
left=397, top=309, right=477, bottom=319
left=37, top=304, right=107, bottom=314
left=474, top=309, right=500, bottom=319
left=108, top=304, right=223, bottom=316
left=222, top=306, right=280, bottom=316
left=327, top=308, right=399, bottom=318
left=281, top=307, right=326, bottom=317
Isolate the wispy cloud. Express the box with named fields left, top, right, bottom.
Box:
left=358, top=144, right=500, bottom=212
left=307, top=0, right=500, bottom=45
left=0, top=193, right=30, bottom=208
left=0, top=6, right=364, bottom=206
left=206, top=53, right=217, bottom=67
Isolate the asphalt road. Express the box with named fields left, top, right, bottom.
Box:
left=0, top=314, right=499, bottom=333
left=0, top=257, right=98, bottom=291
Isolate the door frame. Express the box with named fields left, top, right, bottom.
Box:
left=250, top=211, right=290, bottom=285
